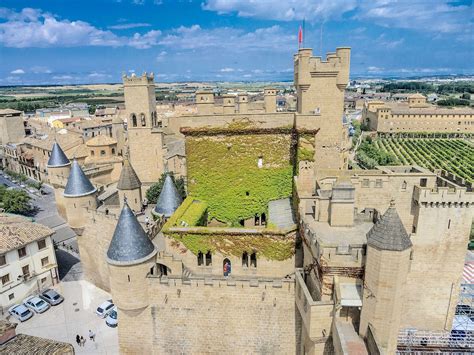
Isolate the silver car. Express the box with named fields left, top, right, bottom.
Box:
left=8, top=304, right=33, bottom=322
left=106, top=306, right=118, bottom=327
left=40, top=289, right=64, bottom=306
left=23, top=295, right=50, bottom=313
left=96, top=300, right=114, bottom=318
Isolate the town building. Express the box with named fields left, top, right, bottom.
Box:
left=0, top=214, right=59, bottom=309
left=363, top=94, right=474, bottom=135
left=47, top=47, right=474, bottom=354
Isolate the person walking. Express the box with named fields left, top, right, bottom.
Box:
left=89, top=329, right=95, bottom=342
left=80, top=336, right=86, bottom=347
left=75, top=334, right=81, bottom=347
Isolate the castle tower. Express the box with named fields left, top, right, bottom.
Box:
left=63, top=160, right=97, bottom=232
left=264, top=88, right=277, bottom=113
left=47, top=142, right=71, bottom=219
left=117, top=157, right=142, bottom=212
left=294, top=47, right=351, bottom=170
left=222, top=95, right=235, bottom=114
left=195, top=91, right=214, bottom=115
left=111, top=115, right=125, bottom=156
left=123, top=73, right=164, bottom=191
left=359, top=201, right=412, bottom=353
left=151, top=174, right=183, bottom=218
left=106, top=201, right=157, bottom=353
left=237, top=93, right=248, bottom=113
left=329, top=178, right=355, bottom=227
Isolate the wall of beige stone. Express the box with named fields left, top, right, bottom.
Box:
left=0, top=115, right=25, bottom=144
left=64, top=193, right=97, bottom=230
left=118, top=188, right=142, bottom=212
left=401, top=200, right=473, bottom=331
left=77, top=209, right=121, bottom=291
left=139, top=277, right=298, bottom=354
left=359, top=247, right=411, bottom=354
left=161, top=234, right=295, bottom=278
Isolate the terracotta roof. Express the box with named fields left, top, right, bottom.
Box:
left=409, top=93, right=426, bottom=99
left=86, top=135, right=117, bottom=147
left=24, top=134, right=83, bottom=152
left=0, top=214, right=54, bottom=254
left=366, top=201, right=412, bottom=252
left=0, top=109, right=22, bottom=116
left=0, top=321, right=74, bottom=355
left=77, top=119, right=111, bottom=129
left=117, top=158, right=141, bottom=190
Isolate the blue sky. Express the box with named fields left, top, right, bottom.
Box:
left=0, top=0, right=472, bottom=85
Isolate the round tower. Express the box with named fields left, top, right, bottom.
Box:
left=63, top=159, right=97, bottom=232
left=117, top=157, right=142, bottom=212
left=47, top=142, right=71, bottom=219
left=151, top=174, right=183, bottom=219
left=106, top=201, right=157, bottom=353
left=359, top=201, right=412, bottom=353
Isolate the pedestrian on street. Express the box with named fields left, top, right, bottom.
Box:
left=75, top=334, right=80, bottom=346
left=80, top=336, right=86, bottom=347
left=89, top=329, right=95, bottom=342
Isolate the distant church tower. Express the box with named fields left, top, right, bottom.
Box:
left=123, top=72, right=164, bottom=191
left=359, top=201, right=412, bottom=353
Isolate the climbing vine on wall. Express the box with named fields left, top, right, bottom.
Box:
left=186, top=134, right=293, bottom=226
left=168, top=232, right=295, bottom=261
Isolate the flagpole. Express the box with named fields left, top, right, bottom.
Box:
left=303, top=18, right=305, bottom=48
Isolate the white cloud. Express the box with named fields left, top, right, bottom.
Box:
left=52, top=75, right=74, bottom=80
left=376, top=34, right=404, bottom=49
left=159, top=25, right=294, bottom=52
left=0, top=8, right=161, bottom=49
left=108, top=23, right=151, bottom=30
left=31, top=66, right=52, bottom=74
left=204, top=0, right=470, bottom=35
left=10, top=69, right=25, bottom=74
left=203, top=0, right=356, bottom=21
left=156, top=50, right=167, bottom=62
left=220, top=67, right=234, bottom=72
left=88, top=72, right=111, bottom=79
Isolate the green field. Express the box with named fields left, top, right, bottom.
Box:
left=372, top=138, right=473, bottom=182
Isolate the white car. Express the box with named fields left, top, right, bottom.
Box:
left=106, top=306, right=118, bottom=327
left=23, top=295, right=50, bottom=313
left=8, top=304, right=33, bottom=322
left=96, top=300, right=114, bottom=318
left=40, top=289, right=64, bottom=306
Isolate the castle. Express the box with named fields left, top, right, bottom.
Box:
left=47, top=47, right=474, bottom=354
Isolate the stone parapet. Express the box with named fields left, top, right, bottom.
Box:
left=413, top=185, right=473, bottom=205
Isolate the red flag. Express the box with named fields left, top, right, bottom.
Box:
left=298, top=25, right=303, bottom=46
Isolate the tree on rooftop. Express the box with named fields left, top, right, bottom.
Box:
left=146, top=172, right=186, bottom=204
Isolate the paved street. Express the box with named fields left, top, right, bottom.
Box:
left=10, top=280, right=119, bottom=354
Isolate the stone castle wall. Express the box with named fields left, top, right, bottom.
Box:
left=123, top=277, right=299, bottom=354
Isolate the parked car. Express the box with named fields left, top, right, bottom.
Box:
left=96, top=300, right=114, bottom=318
left=106, top=306, right=118, bottom=327
left=40, top=289, right=64, bottom=306
left=23, top=295, right=50, bottom=313
left=8, top=304, right=33, bottom=322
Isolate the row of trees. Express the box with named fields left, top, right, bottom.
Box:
left=381, top=81, right=474, bottom=94
left=355, top=137, right=398, bottom=169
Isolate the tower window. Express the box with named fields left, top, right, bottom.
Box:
left=242, top=251, right=248, bottom=267
left=250, top=252, right=257, bottom=268
left=205, top=251, right=212, bottom=266
left=197, top=251, right=204, bottom=266
left=131, top=114, right=137, bottom=127
left=140, top=113, right=146, bottom=126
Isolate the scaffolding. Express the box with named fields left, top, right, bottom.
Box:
left=397, top=282, right=474, bottom=353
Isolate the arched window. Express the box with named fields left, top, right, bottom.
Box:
left=131, top=114, right=137, bottom=127
left=223, top=258, right=231, bottom=276
left=197, top=251, right=204, bottom=266
left=254, top=214, right=260, bottom=226
left=250, top=252, right=257, bottom=268
left=140, top=113, right=146, bottom=127
left=261, top=213, right=266, bottom=226
left=242, top=252, right=248, bottom=267
left=205, top=251, right=212, bottom=266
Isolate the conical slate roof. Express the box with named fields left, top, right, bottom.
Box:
left=117, top=158, right=141, bottom=190
left=107, top=202, right=156, bottom=265
left=63, top=160, right=97, bottom=197
left=153, top=174, right=183, bottom=217
left=47, top=142, right=70, bottom=168
left=367, top=201, right=412, bottom=251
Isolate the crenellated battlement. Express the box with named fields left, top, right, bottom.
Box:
left=122, top=72, right=155, bottom=85
left=413, top=185, right=474, bottom=205
left=148, top=275, right=295, bottom=291
left=85, top=206, right=120, bottom=221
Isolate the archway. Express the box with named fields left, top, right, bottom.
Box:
left=223, top=258, right=231, bottom=276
